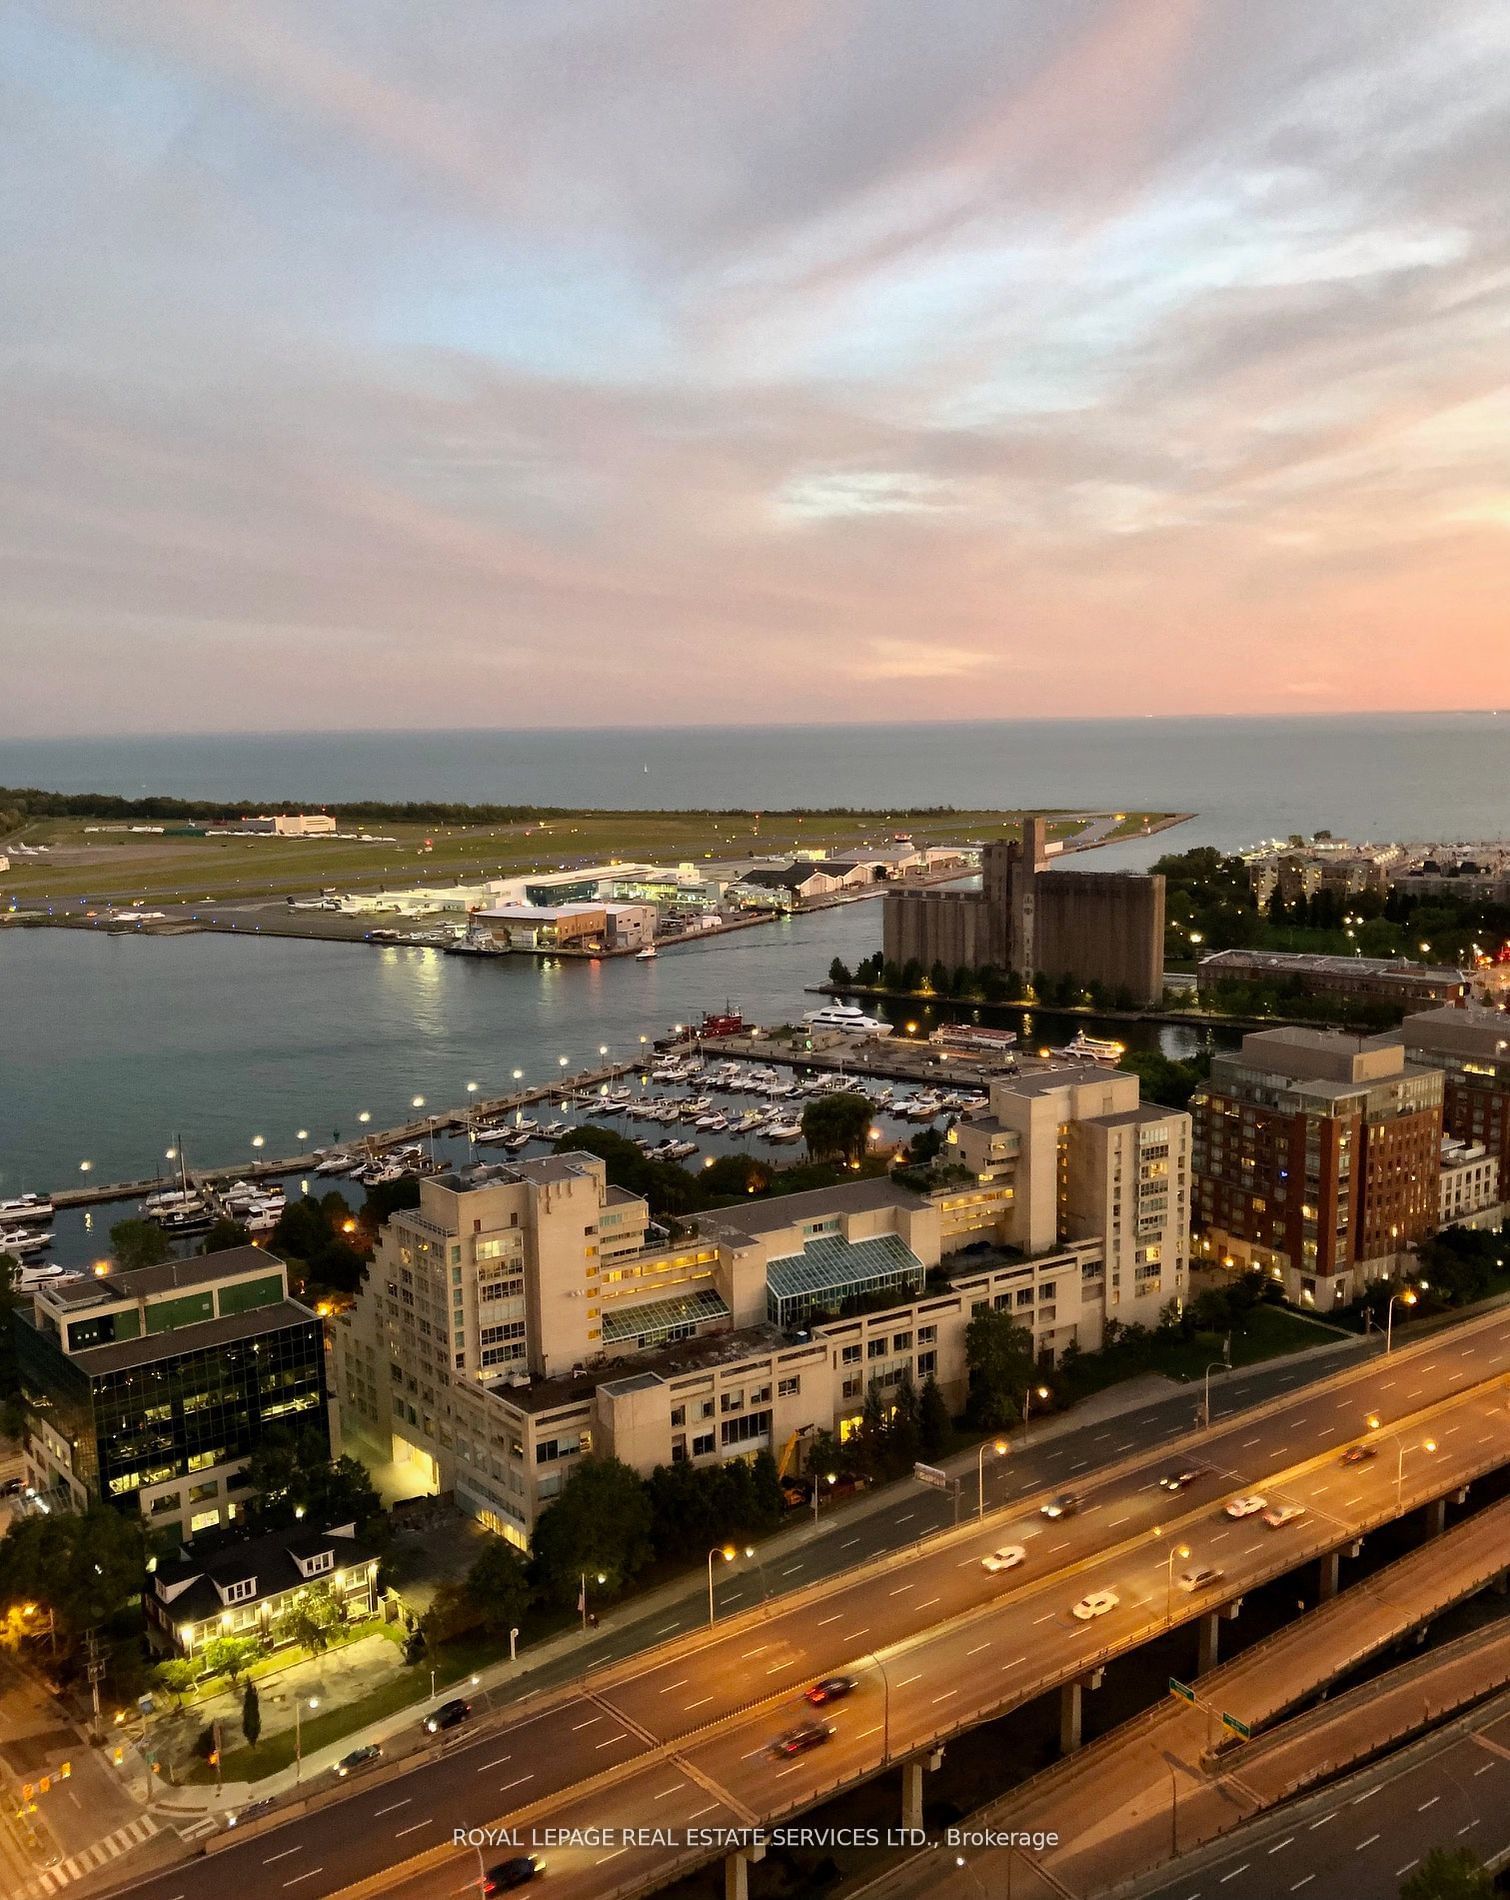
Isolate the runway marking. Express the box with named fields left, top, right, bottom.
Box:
left=658, top=1680, right=688, bottom=1694
left=264, top=1848, right=302, bottom=1864
left=375, top=1799, right=410, bottom=1815
left=476, top=1755, right=510, bottom=1771
left=395, top=1819, right=432, bottom=1838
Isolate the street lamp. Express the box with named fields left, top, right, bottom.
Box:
left=707, top=1544, right=754, bottom=1628
left=579, top=1570, right=607, bottom=1635
left=1165, top=1543, right=1192, bottom=1623
left=978, top=1438, right=1008, bottom=1521
left=867, top=1652, right=892, bottom=1765
left=293, top=1695, right=319, bottom=1782
left=1367, top=1415, right=1438, bottom=1509
left=1022, top=1385, right=1051, bottom=1436
left=1202, top=1360, right=1228, bottom=1429
left=812, top=1471, right=837, bottom=1526
left=1385, top=1286, right=1418, bottom=1354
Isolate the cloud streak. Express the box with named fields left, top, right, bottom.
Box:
left=2, top=0, right=1509, bottom=734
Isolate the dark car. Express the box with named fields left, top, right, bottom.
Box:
left=226, top=1797, right=275, bottom=1828
left=483, top=1857, right=542, bottom=1892
left=1159, top=1466, right=1208, bottom=1492
left=770, top=1720, right=834, bottom=1759
left=804, top=1676, right=856, bottom=1707
left=1340, top=1444, right=1378, bottom=1466
left=1040, top=1493, right=1080, bottom=1520
left=425, top=1698, right=472, bottom=1734
left=334, top=1743, right=383, bottom=1777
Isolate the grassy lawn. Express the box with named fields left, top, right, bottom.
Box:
left=2, top=808, right=1174, bottom=906
left=1056, top=1304, right=1339, bottom=1406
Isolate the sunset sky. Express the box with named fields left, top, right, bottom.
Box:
left=3, top=1, right=1508, bottom=735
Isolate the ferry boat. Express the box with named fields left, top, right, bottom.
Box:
left=0, top=1193, right=54, bottom=1224
left=803, top=1003, right=893, bottom=1037
left=1052, top=1031, right=1125, bottom=1065
left=929, top=1024, right=1018, bottom=1054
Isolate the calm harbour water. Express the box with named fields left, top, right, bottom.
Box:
left=5, top=714, right=1509, bottom=1197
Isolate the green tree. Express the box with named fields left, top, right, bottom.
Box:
left=278, top=1584, right=337, bottom=1658
left=531, top=1458, right=654, bottom=1607
left=828, top=958, right=853, bottom=987
left=242, top=1428, right=382, bottom=1534
left=154, top=1657, right=198, bottom=1707
left=1400, top=1846, right=1494, bottom=1900
left=241, top=1681, right=262, bottom=1750
left=918, top=1374, right=951, bottom=1460
left=200, top=1217, right=251, bottom=1255
left=0, top=1505, right=145, bottom=1646
left=109, top=1218, right=171, bottom=1272
left=800, top=1093, right=873, bottom=1166
left=203, top=1634, right=259, bottom=1688
left=699, top=1154, right=772, bottom=1199
left=964, top=1307, right=1035, bottom=1431
left=464, top=1540, right=531, bottom=1638
left=420, top=1580, right=481, bottom=1650
left=889, top=1371, right=921, bottom=1471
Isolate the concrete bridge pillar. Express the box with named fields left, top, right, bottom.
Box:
left=1060, top=1679, right=1083, bottom=1754
left=1426, top=1497, right=1447, bottom=1540
left=1317, top=1550, right=1340, bottom=1602
left=1198, top=1610, right=1221, bottom=1673
left=725, top=1846, right=763, bottom=1900
left=901, top=1759, right=926, bottom=1831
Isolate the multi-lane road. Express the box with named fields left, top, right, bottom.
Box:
left=112, top=1305, right=1510, bottom=1900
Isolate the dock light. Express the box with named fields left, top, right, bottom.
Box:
left=466, top=1082, right=478, bottom=1094
left=165, top=1147, right=177, bottom=1160
left=358, top=1111, right=371, bottom=1124
left=297, top=1128, right=308, bottom=1140
left=598, top=1044, right=609, bottom=1057
left=512, top=1068, right=523, bottom=1082
left=411, top=1096, right=425, bottom=1109
left=559, top=1056, right=569, bottom=1068
left=79, top=1160, right=92, bottom=1173
left=251, top=1135, right=265, bottom=1149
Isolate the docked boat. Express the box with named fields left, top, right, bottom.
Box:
left=764, top=1120, right=803, bottom=1142
left=0, top=1193, right=54, bottom=1224
left=472, top=1124, right=514, bottom=1145
left=1, top=1227, right=52, bottom=1257
left=930, top=1024, right=1019, bottom=1054
left=635, top=945, right=658, bottom=961
left=802, top=1003, right=893, bottom=1037
left=157, top=1201, right=213, bottom=1234
left=543, top=1121, right=568, bottom=1140
left=1052, top=1031, right=1125, bottom=1064
left=314, top=1150, right=360, bottom=1175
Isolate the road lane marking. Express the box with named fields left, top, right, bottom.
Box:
left=1418, top=1796, right=1440, bottom=1811
left=1357, top=1833, right=1380, bottom=1850
left=967, top=1642, right=991, bottom=1656
left=283, top=1873, right=323, bottom=1889
left=689, top=1805, right=719, bottom=1820
left=658, top=1680, right=688, bottom=1694
left=375, top=1800, right=410, bottom=1815
left=1308, top=1813, right=1336, bottom=1829
left=500, top=1775, right=534, bottom=1793
left=890, top=1584, right=914, bottom=1595
left=476, top=1756, right=510, bottom=1772
left=817, top=1614, right=843, bottom=1627
left=896, top=1513, right=914, bottom=1523
left=1396, top=1862, right=1419, bottom=1880
left=1108, top=1515, right=1130, bottom=1528
left=571, top=1715, right=603, bottom=1730
left=1219, top=1867, right=1249, bottom=1884
left=841, top=1538, right=860, bottom=1548
left=595, top=1733, right=629, bottom=1747
left=596, top=1847, right=629, bottom=1864
left=653, top=1784, right=682, bottom=1800
left=1291, top=1879, right=1315, bottom=1891
left=932, top=1689, right=957, bottom=1704
left=741, top=1645, right=771, bottom=1657
left=781, top=1563, right=804, bottom=1575
left=264, top=1848, right=303, bottom=1864
left=1033, top=1612, right=1056, bottom=1625
left=685, top=1696, right=713, bottom=1710
left=917, top=1597, right=941, bottom=1610
left=1353, top=1786, right=1382, bottom=1804
left=896, top=1673, right=921, bottom=1687
left=394, top=1819, right=432, bottom=1838
left=1004, top=1654, right=1027, bottom=1668
left=1268, top=1838, right=1295, bottom=1854
left=766, top=1663, right=786, bottom=1674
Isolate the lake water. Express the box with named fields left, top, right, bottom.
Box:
left=5, top=713, right=1508, bottom=1197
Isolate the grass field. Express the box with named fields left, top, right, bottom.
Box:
left=1, top=807, right=1176, bottom=907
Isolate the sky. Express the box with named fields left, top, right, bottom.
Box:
left=2, top=0, right=1509, bottom=736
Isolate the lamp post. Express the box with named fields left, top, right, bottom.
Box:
left=579, top=1570, right=606, bottom=1635
left=977, top=1438, right=1008, bottom=1521
left=867, top=1652, right=892, bottom=1764
left=1022, top=1384, right=1051, bottom=1438
left=1202, top=1361, right=1227, bottom=1429
left=293, top=1695, right=319, bottom=1783
left=1367, top=1415, right=1437, bottom=1510
left=707, top=1544, right=754, bottom=1629
left=1385, top=1287, right=1418, bottom=1354
left=812, top=1470, right=836, bottom=1526
left=1165, top=1543, right=1192, bottom=1623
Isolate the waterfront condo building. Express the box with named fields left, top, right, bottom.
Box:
left=13, top=1249, right=331, bottom=1547
left=337, top=1065, right=1189, bottom=1547
left=1190, top=1028, right=1444, bottom=1309
left=1398, top=1005, right=1510, bottom=1190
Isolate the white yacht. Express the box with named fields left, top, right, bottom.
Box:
left=635, top=944, right=658, bottom=961
left=1, top=1227, right=52, bottom=1257
left=0, top=1193, right=54, bottom=1224
left=1052, top=1031, right=1125, bottom=1064
left=803, top=1003, right=893, bottom=1037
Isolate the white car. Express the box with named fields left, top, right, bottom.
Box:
left=1177, top=1566, right=1225, bottom=1593
left=1225, top=1495, right=1267, bottom=1519
left=981, top=1544, right=1027, bottom=1574
left=1071, top=1589, right=1120, bottom=1621
left=1263, top=1503, right=1305, bottom=1529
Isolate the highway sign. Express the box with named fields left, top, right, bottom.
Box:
left=1221, top=1712, right=1251, bottom=1739
left=1168, top=1677, right=1196, bottom=1704
left=913, top=1463, right=950, bottom=1491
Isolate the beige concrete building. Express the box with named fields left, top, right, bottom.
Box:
left=337, top=1071, right=1190, bottom=1547
left=1438, top=1137, right=1501, bottom=1229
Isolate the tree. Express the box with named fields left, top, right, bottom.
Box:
left=242, top=1428, right=382, bottom=1534
left=963, top=1307, right=1035, bottom=1431
left=464, top=1540, right=531, bottom=1638
left=420, top=1580, right=481, bottom=1650
left=699, top=1154, right=772, bottom=1199
left=889, top=1371, right=921, bottom=1471
left=0, top=1505, right=145, bottom=1647
left=531, top=1458, right=654, bottom=1607
left=241, top=1681, right=262, bottom=1750
left=1400, top=1846, right=1494, bottom=1900
left=154, top=1657, right=198, bottom=1707
left=800, top=1093, right=873, bottom=1166
left=918, top=1375, right=951, bottom=1461
left=109, top=1218, right=171, bottom=1272
left=203, top=1634, right=259, bottom=1688
left=828, top=958, right=853, bottom=987
left=200, top=1218, right=251, bottom=1255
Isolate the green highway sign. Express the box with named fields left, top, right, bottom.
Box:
left=1169, top=1678, right=1196, bottom=1704
left=1222, top=1712, right=1251, bottom=1739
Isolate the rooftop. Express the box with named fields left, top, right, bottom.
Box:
left=766, top=1231, right=926, bottom=1308
left=62, top=1299, right=320, bottom=1375
left=709, top=1176, right=927, bottom=1239
left=41, top=1246, right=285, bottom=1311
left=154, top=1522, right=378, bottom=1625
left=486, top=1322, right=796, bottom=1413
left=1200, top=947, right=1465, bottom=983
